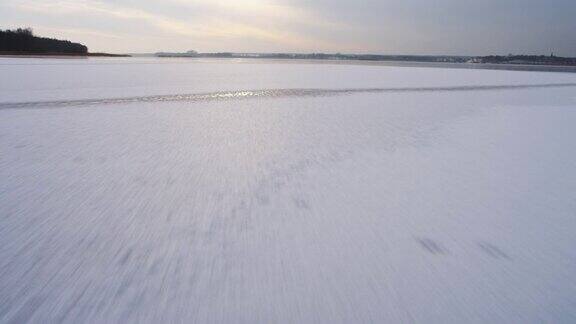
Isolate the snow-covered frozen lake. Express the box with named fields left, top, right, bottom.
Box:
left=1, top=57, right=576, bottom=323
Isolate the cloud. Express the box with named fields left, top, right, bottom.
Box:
left=2, top=0, right=575, bottom=55
left=6, top=0, right=349, bottom=52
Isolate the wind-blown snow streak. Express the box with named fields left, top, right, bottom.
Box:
left=1, top=83, right=575, bottom=109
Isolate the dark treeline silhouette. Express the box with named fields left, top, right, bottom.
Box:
left=0, top=28, right=88, bottom=54
left=476, top=55, right=576, bottom=66
left=156, top=50, right=469, bottom=63
left=156, top=49, right=576, bottom=67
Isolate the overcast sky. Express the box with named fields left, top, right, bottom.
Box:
left=2, top=0, right=575, bottom=55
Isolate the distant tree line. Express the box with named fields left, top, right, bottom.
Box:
left=155, top=51, right=471, bottom=63
left=477, top=55, right=576, bottom=66
left=0, top=28, right=88, bottom=54
left=155, top=50, right=576, bottom=67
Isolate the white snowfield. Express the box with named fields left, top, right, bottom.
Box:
left=1, top=57, right=576, bottom=323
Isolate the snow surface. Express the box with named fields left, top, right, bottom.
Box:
left=1, top=57, right=576, bottom=323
